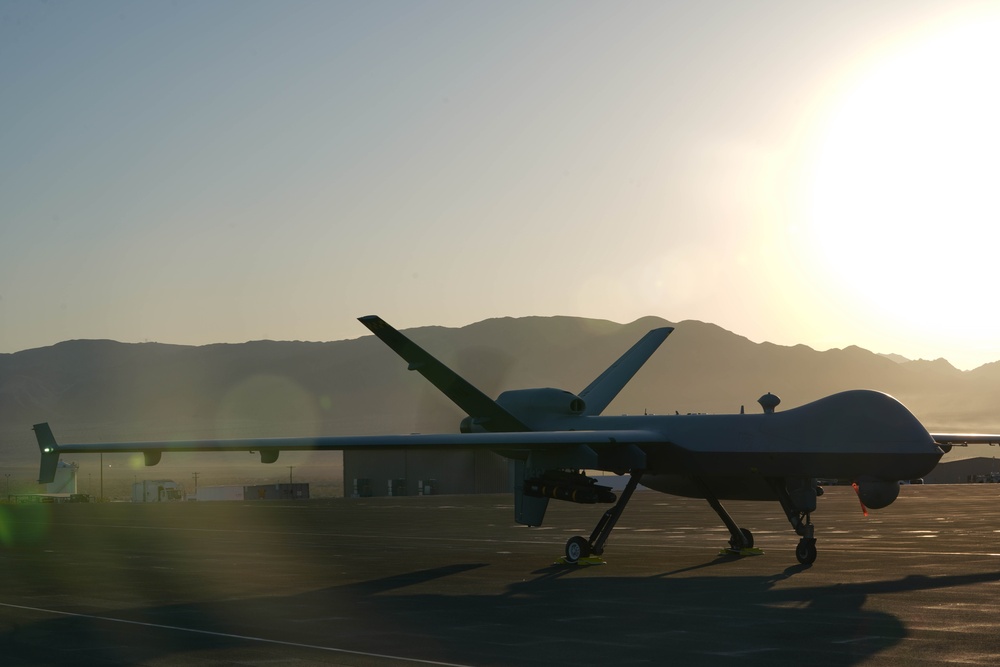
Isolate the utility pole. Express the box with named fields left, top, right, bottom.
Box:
left=100, top=453, right=104, bottom=502
left=192, top=472, right=200, bottom=495
left=287, top=466, right=294, bottom=485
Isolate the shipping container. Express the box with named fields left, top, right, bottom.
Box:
left=193, top=485, right=245, bottom=502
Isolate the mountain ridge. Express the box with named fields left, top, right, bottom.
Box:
left=3, top=315, right=999, bottom=469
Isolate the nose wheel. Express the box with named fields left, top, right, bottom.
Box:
left=795, top=538, right=817, bottom=565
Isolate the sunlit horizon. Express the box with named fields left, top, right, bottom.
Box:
left=3, top=1, right=998, bottom=371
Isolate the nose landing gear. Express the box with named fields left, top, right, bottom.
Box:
left=767, top=477, right=819, bottom=565
left=795, top=537, right=817, bottom=565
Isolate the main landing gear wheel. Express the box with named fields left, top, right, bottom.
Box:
left=795, top=538, right=817, bottom=565
left=727, top=527, right=754, bottom=551
left=565, top=536, right=591, bottom=564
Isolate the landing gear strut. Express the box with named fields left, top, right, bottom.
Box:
left=563, top=471, right=644, bottom=563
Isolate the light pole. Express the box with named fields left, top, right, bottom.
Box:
left=192, top=472, right=200, bottom=496
left=287, top=466, right=294, bottom=485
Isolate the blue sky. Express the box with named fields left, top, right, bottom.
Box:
left=3, top=1, right=999, bottom=369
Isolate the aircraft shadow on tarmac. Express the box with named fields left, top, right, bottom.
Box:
left=6, top=562, right=1000, bottom=666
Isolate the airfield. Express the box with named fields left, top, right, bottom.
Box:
left=1, top=485, right=999, bottom=666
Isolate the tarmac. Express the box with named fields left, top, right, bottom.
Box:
left=1, top=484, right=999, bottom=666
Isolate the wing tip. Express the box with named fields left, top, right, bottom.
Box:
left=358, top=315, right=387, bottom=332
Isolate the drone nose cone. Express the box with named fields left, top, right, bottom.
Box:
left=758, top=392, right=781, bottom=414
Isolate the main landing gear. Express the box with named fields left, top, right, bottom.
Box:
left=703, top=477, right=819, bottom=564
left=562, top=474, right=821, bottom=565
left=563, top=471, right=644, bottom=564
left=697, top=481, right=757, bottom=555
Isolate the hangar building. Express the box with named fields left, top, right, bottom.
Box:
left=343, top=450, right=512, bottom=497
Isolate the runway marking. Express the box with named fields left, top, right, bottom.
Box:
left=18, top=520, right=1000, bottom=559
left=0, top=601, right=473, bottom=667
left=832, top=635, right=895, bottom=645
left=16, top=523, right=1000, bottom=559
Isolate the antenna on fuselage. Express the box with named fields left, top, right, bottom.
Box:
left=758, top=393, right=780, bottom=414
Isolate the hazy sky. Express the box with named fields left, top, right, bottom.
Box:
left=3, top=1, right=999, bottom=369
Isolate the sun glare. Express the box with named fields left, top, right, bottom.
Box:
left=805, top=14, right=1000, bottom=362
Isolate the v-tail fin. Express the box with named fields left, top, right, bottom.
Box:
left=578, top=327, right=672, bottom=416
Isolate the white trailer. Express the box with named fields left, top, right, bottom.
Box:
left=132, top=480, right=185, bottom=503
